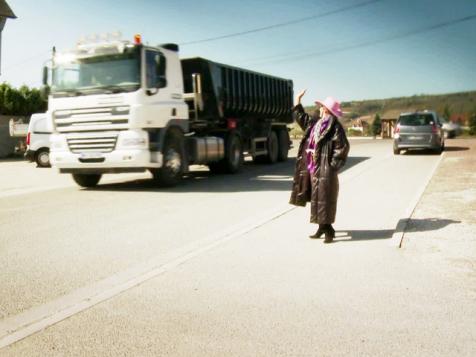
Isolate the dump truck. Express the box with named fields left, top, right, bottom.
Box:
left=43, top=34, right=293, bottom=187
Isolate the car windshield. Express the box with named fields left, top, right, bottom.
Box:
left=52, top=47, right=140, bottom=97
left=398, top=114, right=434, bottom=126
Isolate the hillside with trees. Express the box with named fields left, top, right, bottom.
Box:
left=340, top=90, right=476, bottom=125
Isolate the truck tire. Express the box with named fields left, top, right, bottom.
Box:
left=209, top=132, right=243, bottom=174
left=253, top=131, right=279, bottom=164
left=152, top=129, right=185, bottom=187
left=277, top=129, right=290, bottom=162
left=36, top=149, right=51, bottom=168
left=72, top=173, right=102, bottom=188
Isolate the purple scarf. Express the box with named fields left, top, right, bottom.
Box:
left=306, top=114, right=332, bottom=174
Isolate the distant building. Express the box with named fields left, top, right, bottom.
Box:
left=0, top=0, right=16, bottom=74
left=350, top=115, right=371, bottom=133
left=380, top=110, right=401, bottom=138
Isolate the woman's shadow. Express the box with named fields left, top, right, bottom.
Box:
left=335, top=218, right=460, bottom=242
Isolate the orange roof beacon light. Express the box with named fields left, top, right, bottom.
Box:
left=134, top=34, right=142, bottom=45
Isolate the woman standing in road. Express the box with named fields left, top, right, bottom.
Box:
left=289, top=90, right=349, bottom=243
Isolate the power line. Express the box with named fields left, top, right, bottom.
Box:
left=2, top=50, right=51, bottom=73
left=243, top=13, right=476, bottom=66
left=179, top=0, right=385, bottom=46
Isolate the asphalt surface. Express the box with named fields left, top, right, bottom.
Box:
left=402, top=139, right=476, bottom=288
left=1, top=139, right=474, bottom=356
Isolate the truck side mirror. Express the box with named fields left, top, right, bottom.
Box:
left=40, top=85, right=50, bottom=100
left=42, top=66, right=48, bottom=85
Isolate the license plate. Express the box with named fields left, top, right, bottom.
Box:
left=408, top=136, right=423, bottom=140
left=80, top=152, right=103, bottom=159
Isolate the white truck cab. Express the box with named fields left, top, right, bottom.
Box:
left=46, top=35, right=188, bottom=186
left=25, top=113, right=52, bottom=167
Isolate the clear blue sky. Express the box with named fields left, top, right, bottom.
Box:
left=1, top=0, right=475, bottom=104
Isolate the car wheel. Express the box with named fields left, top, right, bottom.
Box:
left=72, top=174, right=102, bottom=188
left=393, top=147, right=400, bottom=155
left=36, top=149, right=51, bottom=167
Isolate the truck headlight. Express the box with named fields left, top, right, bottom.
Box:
left=117, top=131, right=149, bottom=149
left=121, top=138, right=147, bottom=147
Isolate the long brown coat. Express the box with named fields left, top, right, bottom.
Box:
left=289, top=104, right=350, bottom=224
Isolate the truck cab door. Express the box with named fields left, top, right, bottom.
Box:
left=145, top=50, right=167, bottom=95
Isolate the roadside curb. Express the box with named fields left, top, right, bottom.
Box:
left=388, top=152, right=445, bottom=248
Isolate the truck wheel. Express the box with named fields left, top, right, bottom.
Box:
left=153, top=129, right=185, bottom=187
left=253, top=131, right=279, bottom=164
left=209, top=132, right=243, bottom=174
left=266, top=131, right=279, bottom=164
left=72, top=173, right=102, bottom=188
left=277, top=129, right=290, bottom=162
left=36, top=149, right=50, bottom=168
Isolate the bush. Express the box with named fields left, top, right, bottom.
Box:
left=0, top=82, right=47, bottom=116
left=347, top=128, right=363, bottom=136
left=371, top=114, right=382, bottom=136
left=469, top=111, right=476, bottom=136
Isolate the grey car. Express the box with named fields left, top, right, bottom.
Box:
left=393, top=111, right=445, bottom=155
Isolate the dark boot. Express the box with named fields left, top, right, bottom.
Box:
left=323, top=225, right=335, bottom=243
left=309, top=225, right=326, bottom=239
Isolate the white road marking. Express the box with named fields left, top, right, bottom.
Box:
left=389, top=152, right=444, bottom=247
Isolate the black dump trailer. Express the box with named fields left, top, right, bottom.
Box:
left=181, top=57, right=293, bottom=170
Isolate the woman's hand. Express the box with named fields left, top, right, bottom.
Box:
left=295, top=89, right=307, bottom=105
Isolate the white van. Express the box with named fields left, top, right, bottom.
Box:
left=25, top=113, right=52, bottom=167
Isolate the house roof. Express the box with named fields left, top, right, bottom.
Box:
left=0, top=0, right=16, bottom=18
left=356, top=115, right=372, bottom=122
left=381, top=109, right=404, bottom=120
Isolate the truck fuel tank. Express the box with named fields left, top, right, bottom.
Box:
left=187, top=136, right=224, bottom=165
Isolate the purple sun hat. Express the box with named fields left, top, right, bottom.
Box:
left=315, top=96, right=343, bottom=118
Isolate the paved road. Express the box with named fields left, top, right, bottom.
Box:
left=3, top=139, right=472, bottom=356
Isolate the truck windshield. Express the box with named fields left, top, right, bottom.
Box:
left=52, top=48, right=140, bottom=97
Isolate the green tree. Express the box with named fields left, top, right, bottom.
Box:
left=2, top=86, right=15, bottom=115
left=0, top=82, right=12, bottom=114
left=371, top=114, right=382, bottom=137
left=28, top=88, right=47, bottom=114
left=469, top=108, right=476, bottom=136
left=0, top=83, right=47, bottom=116
left=443, top=104, right=451, bottom=120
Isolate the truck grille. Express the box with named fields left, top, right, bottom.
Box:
left=54, top=106, right=129, bottom=132
left=66, top=132, right=118, bottom=153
